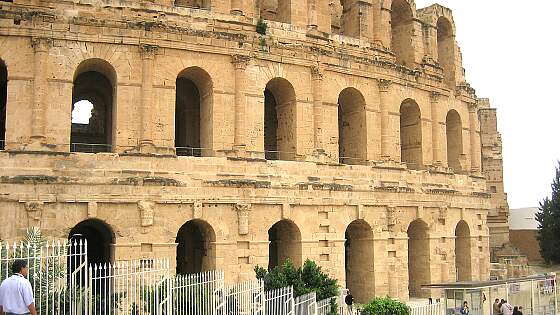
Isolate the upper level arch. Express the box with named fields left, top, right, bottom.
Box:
left=175, top=66, right=214, bottom=157
left=175, top=0, right=210, bottom=9
left=338, top=87, right=367, bottom=165
left=391, top=0, right=415, bottom=67
left=259, top=0, right=291, bottom=24
left=71, top=58, right=117, bottom=153
left=437, top=16, right=456, bottom=87
left=400, top=99, right=422, bottom=169
left=263, top=77, right=297, bottom=161
left=446, top=109, right=463, bottom=172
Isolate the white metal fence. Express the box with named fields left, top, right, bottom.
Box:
left=265, top=286, right=294, bottom=315
left=0, top=237, right=88, bottom=315
left=171, top=270, right=225, bottom=315
left=295, top=292, right=317, bottom=315
left=408, top=302, right=444, bottom=315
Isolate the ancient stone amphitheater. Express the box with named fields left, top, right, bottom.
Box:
left=0, top=0, right=509, bottom=302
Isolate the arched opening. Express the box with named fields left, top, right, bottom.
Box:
left=259, top=0, right=291, bottom=24
left=174, top=0, right=210, bottom=9
left=176, top=220, right=216, bottom=275
left=400, top=99, right=422, bottom=169
left=338, top=0, right=360, bottom=38
left=330, top=1, right=343, bottom=34
left=268, top=220, right=302, bottom=270
left=408, top=219, right=430, bottom=298
left=69, top=219, right=114, bottom=265
left=0, top=59, right=7, bottom=150
left=338, top=87, right=366, bottom=164
left=264, top=78, right=297, bottom=161
left=391, top=0, right=414, bottom=67
left=175, top=67, right=213, bottom=157
left=437, top=17, right=456, bottom=87
left=71, top=59, right=116, bottom=153
left=345, top=220, right=375, bottom=303
left=446, top=110, right=463, bottom=172
left=455, top=220, right=472, bottom=281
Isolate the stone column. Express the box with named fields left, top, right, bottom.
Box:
left=373, top=2, right=391, bottom=48
left=357, top=0, right=374, bottom=41
left=430, top=92, right=443, bottom=166
left=468, top=103, right=482, bottom=174
left=311, top=65, right=324, bottom=157
left=30, top=37, right=52, bottom=144
left=378, top=79, right=393, bottom=160
left=139, top=44, right=158, bottom=151
left=232, top=55, right=251, bottom=151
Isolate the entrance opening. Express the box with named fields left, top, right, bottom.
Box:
left=259, top=0, right=291, bottom=23
left=437, top=17, right=456, bottom=87
left=339, top=0, right=360, bottom=38
left=174, top=0, right=210, bottom=9
left=69, top=219, right=114, bottom=265
left=71, top=59, right=116, bottom=153
left=391, top=0, right=414, bottom=67
left=446, top=110, right=463, bottom=172
left=0, top=60, right=6, bottom=150
left=264, top=78, right=297, bottom=161
left=400, top=99, right=422, bottom=169
left=345, top=220, right=375, bottom=303
left=268, top=220, right=302, bottom=270
left=408, top=219, right=430, bottom=298
left=176, top=220, right=216, bottom=275
left=175, top=67, right=213, bottom=157
left=338, top=88, right=366, bottom=165
left=455, top=220, right=472, bottom=281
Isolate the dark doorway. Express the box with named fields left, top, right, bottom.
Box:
left=69, top=219, right=114, bottom=265
left=345, top=220, right=375, bottom=303
left=268, top=220, right=302, bottom=270
left=176, top=220, right=216, bottom=275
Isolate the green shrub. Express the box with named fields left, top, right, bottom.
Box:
left=255, top=259, right=338, bottom=300
left=256, top=19, right=268, bottom=35
left=361, top=296, right=410, bottom=315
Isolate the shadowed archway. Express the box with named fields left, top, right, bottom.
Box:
left=268, top=219, right=302, bottom=269
left=455, top=220, right=472, bottom=281
left=176, top=219, right=216, bottom=275
left=408, top=219, right=430, bottom=298
left=345, top=220, right=375, bottom=303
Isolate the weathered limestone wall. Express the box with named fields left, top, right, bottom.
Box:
left=0, top=0, right=502, bottom=301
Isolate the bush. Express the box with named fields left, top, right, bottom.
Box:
left=255, top=259, right=338, bottom=300
left=361, top=296, right=410, bottom=315
left=256, top=19, right=268, bottom=35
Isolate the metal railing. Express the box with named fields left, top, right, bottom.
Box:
left=71, top=142, right=113, bottom=153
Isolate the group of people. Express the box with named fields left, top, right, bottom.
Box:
left=459, top=298, right=524, bottom=315
left=493, top=298, right=524, bottom=315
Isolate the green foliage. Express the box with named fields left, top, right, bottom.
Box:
left=536, top=162, right=560, bottom=264
left=254, top=259, right=338, bottom=300
left=256, top=19, right=268, bottom=35
left=327, top=298, right=338, bottom=315
left=361, top=296, right=410, bottom=315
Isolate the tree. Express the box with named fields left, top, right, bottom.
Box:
left=536, top=162, right=560, bottom=264
left=255, top=259, right=339, bottom=300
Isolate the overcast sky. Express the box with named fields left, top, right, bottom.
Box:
left=413, top=0, right=560, bottom=209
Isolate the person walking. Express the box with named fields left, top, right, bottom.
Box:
left=345, top=291, right=354, bottom=315
left=500, top=300, right=514, bottom=315
left=0, top=260, right=37, bottom=315
left=493, top=299, right=502, bottom=315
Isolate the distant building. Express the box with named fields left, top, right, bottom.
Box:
left=509, top=207, right=543, bottom=262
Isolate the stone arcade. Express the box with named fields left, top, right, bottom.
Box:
left=0, top=0, right=508, bottom=302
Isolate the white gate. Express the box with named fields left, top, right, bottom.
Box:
left=88, top=258, right=170, bottom=315
left=295, top=292, right=317, bottom=315
left=222, top=279, right=265, bottom=315
left=265, top=286, right=294, bottom=315
left=171, top=270, right=225, bottom=315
